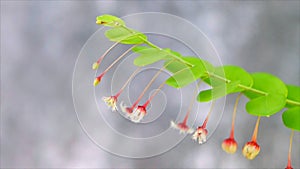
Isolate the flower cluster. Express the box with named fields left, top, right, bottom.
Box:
left=219, top=94, right=263, bottom=160
left=120, top=103, right=147, bottom=123
left=93, top=49, right=295, bottom=167
left=93, top=15, right=298, bottom=169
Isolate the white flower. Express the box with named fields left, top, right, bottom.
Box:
left=170, top=120, right=194, bottom=134
left=102, top=96, right=117, bottom=111
left=129, top=106, right=146, bottom=123
left=192, top=126, right=208, bottom=144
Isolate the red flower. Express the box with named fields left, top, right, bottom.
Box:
left=242, top=116, right=261, bottom=160
left=222, top=138, right=238, bottom=154
left=242, top=141, right=260, bottom=160
left=93, top=73, right=104, bottom=86
left=222, top=93, right=241, bottom=154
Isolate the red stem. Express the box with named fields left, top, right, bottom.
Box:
left=181, top=80, right=202, bottom=125
left=96, top=72, right=105, bottom=79
left=202, top=101, right=215, bottom=128
left=130, top=61, right=173, bottom=110
left=97, top=42, right=119, bottom=63
left=143, top=82, right=165, bottom=107
left=182, top=111, right=190, bottom=125
left=230, top=93, right=242, bottom=139
left=102, top=45, right=136, bottom=75
left=251, top=116, right=261, bottom=142
left=115, top=67, right=141, bottom=98
left=287, top=130, right=294, bottom=168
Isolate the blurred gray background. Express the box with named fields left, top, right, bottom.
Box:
left=1, top=1, right=300, bottom=168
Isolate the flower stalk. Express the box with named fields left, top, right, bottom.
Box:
left=192, top=101, right=214, bottom=144
left=222, top=93, right=242, bottom=154
left=121, top=61, right=173, bottom=115
left=251, top=116, right=261, bottom=143
left=242, top=116, right=261, bottom=160
left=171, top=81, right=201, bottom=134
left=285, top=130, right=294, bottom=169
left=92, top=42, right=119, bottom=70
left=129, top=81, right=165, bottom=123
left=102, top=67, right=141, bottom=111
left=94, top=45, right=137, bottom=86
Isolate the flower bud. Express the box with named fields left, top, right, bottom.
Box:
left=222, top=138, right=238, bottom=154
left=93, top=77, right=101, bottom=86
left=242, top=141, right=260, bottom=160
left=92, top=62, right=99, bottom=70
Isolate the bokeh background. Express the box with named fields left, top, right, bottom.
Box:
left=1, top=1, right=299, bottom=168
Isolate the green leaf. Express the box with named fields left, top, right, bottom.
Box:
left=96, top=15, right=125, bottom=27
left=133, top=48, right=169, bottom=66
left=243, top=72, right=288, bottom=99
left=163, top=48, right=183, bottom=58
left=241, top=73, right=288, bottom=116
left=246, top=94, right=286, bottom=116
left=198, top=81, right=240, bottom=102
left=198, top=65, right=252, bottom=102
left=105, top=27, right=146, bottom=44
left=205, top=65, right=253, bottom=89
left=164, top=57, right=214, bottom=75
left=164, top=60, right=189, bottom=74
left=132, top=46, right=150, bottom=52
left=184, top=57, right=214, bottom=75
left=285, top=85, right=300, bottom=108
left=282, top=107, right=300, bottom=131
left=165, top=57, right=215, bottom=88
left=165, top=67, right=201, bottom=88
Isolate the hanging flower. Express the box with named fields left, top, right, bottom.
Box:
left=120, top=102, right=134, bottom=115
left=222, top=93, right=241, bottom=154
left=102, top=96, right=118, bottom=111
left=93, top=74, right=103, bottom=86
left=92, top=42, right=119, bottom=70
left=192, top=126, right=208, bottom=144
left=92, top=62, right=100, bottom=70
left=93, top=45, right=135, bottom=86
left=242, top=116, right=261, bottom=160
left=222, top=138, right=238, bottom=154
left=129, top=105, right=147, bottom=123
left=170, top=120, right=194, bottom=134
left=192, top=101, right=214, bottom=144
left=242, top=141, right=260, bottom=160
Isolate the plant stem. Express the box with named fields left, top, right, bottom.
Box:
left=287, top=130, right=294, bottom=168
left=286, top=99, right=300, bottom=106
left=131, top=62, right=172, bottom=109
left=210, top=73, right=300, bottom=106
left=120, top=25, right=193, bottom=67
left=202, top=101, right=215, bottom=128
left=208, top=72, right=231, bottom=83
left=143, top=82, right=165, bottom=107
left=208, top=72, right=268, bottom=96
left=182, top=80, right=202, bottom=125
left=238, top=84, right=267, bottom=96
left=230, top=93, right=242, bottom=139
left=115, top=67, right=141, bottom=98
left=97, top=42, right=119, bottom=63
left=251, top=116, right=261, bottom=142
left=102, top=45, right=137, bottom=75
left=120, top=25, right=300, bottom=107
